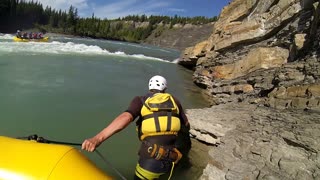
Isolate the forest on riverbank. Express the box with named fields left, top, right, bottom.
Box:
left=0, top=0, right=218, bottom=43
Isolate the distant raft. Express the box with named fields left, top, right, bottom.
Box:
left=0, top=136, right=112, bottom=180
left=13, top=36, right=49, bottom=42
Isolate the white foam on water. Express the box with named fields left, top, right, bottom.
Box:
left=0, top=34, right=171, bottom=63
left=123, top=42, right=173, bottom=53
left=0, top=34, right=15, bottom=40
left=172, top=58, right=180, bottom=64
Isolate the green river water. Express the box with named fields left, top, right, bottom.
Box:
left=0, top=33, right=209, bottom=179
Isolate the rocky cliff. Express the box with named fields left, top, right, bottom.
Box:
left=143, top=23, right=214, bottom=51
left=179, top=0, right=320, bottom=179
left=180, top=0, right=319, bottom=111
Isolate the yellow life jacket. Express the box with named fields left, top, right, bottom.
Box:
left=138, top=93, right=181, bottom=140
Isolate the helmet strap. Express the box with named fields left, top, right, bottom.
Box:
left=149, top=89, right=164, bottom=93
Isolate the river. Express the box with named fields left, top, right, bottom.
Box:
left=0, top=33, right=209, bottom=179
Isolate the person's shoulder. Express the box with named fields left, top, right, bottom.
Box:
left=133, top=93, right=148, bottom=98
left=131, top=95, right=141, bottom=100
left=132, top=94, right=146, bottom=101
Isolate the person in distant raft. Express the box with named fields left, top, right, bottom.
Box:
left=16, top=30, right=22, bottom=38
left=82, top=75, right=190, bottom=179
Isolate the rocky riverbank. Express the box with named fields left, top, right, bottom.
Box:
left=44, top=23, right=214, bottom=52
left=186, top=103, right=320, bottom=179
left=177, top=0, right=320, bottom=179
left=143, top=23, right=214, bottom=51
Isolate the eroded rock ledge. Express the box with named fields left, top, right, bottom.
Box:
left=179, top=0, right=320, bottom=111
left=187, top=103, right=320, bottom=180
left=179, top=0, right=320, bottom=179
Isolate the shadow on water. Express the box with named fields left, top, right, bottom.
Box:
left=173, top=125, right=193, bottom=180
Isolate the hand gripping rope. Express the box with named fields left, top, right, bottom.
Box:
left=17, top=134, right=127, bottom=180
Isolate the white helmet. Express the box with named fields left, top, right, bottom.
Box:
left=148, top=75, right=167, bottom=91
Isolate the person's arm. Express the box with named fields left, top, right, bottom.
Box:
left=82, top=112, right=133, bottom=152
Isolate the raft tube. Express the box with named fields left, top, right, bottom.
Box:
left=0, top=136, right=112, bottom=180
left=13, top=36, right=49, bottom=42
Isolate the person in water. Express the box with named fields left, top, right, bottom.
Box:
left=82, top=75, right=190, bottom=179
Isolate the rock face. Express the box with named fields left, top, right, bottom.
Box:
left=187, top=103, right=320, bottom=180
left=178, top=0, right=320, bottom=179
left=179, top=0, right=320, bottom=111
left=143, top=23, right=214, bottom=51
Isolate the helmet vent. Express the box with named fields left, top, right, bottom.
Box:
left=148, top=75, right=167, bottom=91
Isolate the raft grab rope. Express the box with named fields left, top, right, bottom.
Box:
left=17, top=134, right=127, bottom=180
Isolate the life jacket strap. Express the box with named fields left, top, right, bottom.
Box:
left=166, top=111, right=171, bottom=131
left=154, top=112, right=160, bottom=132
left=141, top=112, right=179, bottom=120
left=140, top=132, right=178, bottom=140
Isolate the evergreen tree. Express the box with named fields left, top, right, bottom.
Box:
left=0, top=0, right=218, bottom=42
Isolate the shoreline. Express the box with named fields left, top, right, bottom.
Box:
left=186, top=102, right=320, bottom=179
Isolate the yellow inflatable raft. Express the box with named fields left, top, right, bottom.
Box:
left=13, top=36, right=49, bottom=42
left=0, top=136, right=112, bottom=180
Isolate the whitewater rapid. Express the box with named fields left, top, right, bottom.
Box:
left=0, top=34, right=172, bottom=63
